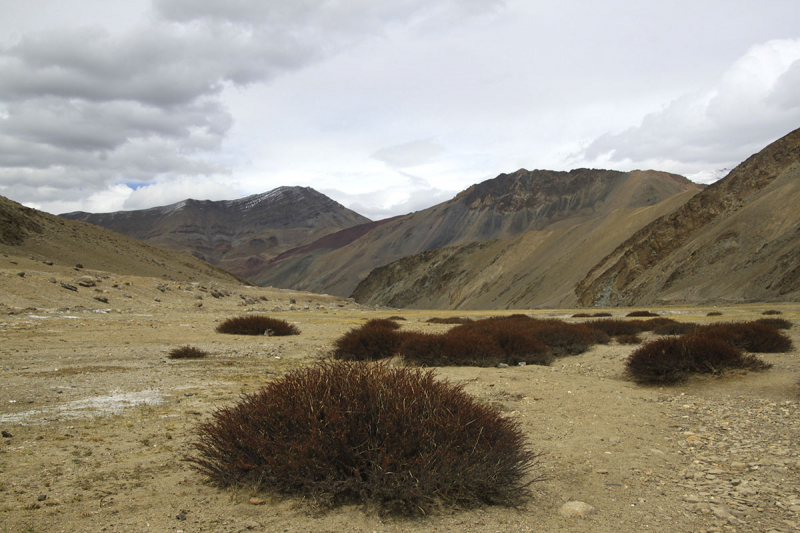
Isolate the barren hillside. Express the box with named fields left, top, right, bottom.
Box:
left=259, top=169, right=701, bottom=298
left=351, top=174, right=699, bottom=309
left=575, top=126, right=800, bottom=306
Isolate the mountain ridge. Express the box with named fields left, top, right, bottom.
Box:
left=60, top=186, right=371, bottom=280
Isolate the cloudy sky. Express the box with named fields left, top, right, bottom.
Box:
left=1, top=0, right=799, bottom=220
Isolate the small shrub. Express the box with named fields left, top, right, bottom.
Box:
left=426, top=317, right=474, bottom=324
left=626, top=310, right=660, bottom=317
left=695, top=321, right=793, bottom=353
left=762, top=309, right=783, bottom=315
left=625, top=335, right=771, bottom=385
left=571, top=312, right=592, bottom=318
left=652, top=322, right=698, bottom=336
left=527, top=319, right=610, bottom=356
left=707, top=311, right=723, bottom=316
left=216, top=315, right=300, bottom=336
left=403, top=320, right=551, bottom=367
left=363, top=318, right=402, bottom=330
left=640, top=317, right=678, bottom=330
left=169, top=345, right=208, bottom=359
left=386, top=315, right=407, bottom=321
left=585, top=319, right=644, bottom=337
left=187, top=361, right=540, bottom=514
left=616, top=334, right=642, bottom=345
left=332, top=320, right=404, bottom=361
left=756, top=318, right=792, bottom=330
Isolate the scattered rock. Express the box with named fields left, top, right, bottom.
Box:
left=93, top=296, right=109, bottom=303
left=60, top=282, right=78, bottom=292
left=497, top=363, right=509, bottom=368
left=156, top=285, right=166, bottom=292
left=249, top=498, right=266, bottom=505
left=176, top=509, right=188, bottom=520
left=559, top=501, right=597, bottom=518
left=75, top=263, right=83, bottom=269
left=49, top=277, right=56, bottom=284
left=77, top=276, right=96, bottom=287
left=37, top=494, right=47, bottom=502
left=16, top=271, right=25, bottom=277
left=1, top=430, right=12, bottom=438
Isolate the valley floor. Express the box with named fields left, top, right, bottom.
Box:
left=1, top=272, right=799, bottom=533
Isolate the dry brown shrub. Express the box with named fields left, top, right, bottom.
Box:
left=216, top=315, right=300, bottom=336
left=332, top=320, right=403, bottom=361
left=187, top=361, right=541, bottom=514
left=426, top=317, right=474, bottom=324
left=168, top=345, right=208, bottom=359
left=625, top=335, right=771, bottom=385
left=694, top=321, right=793, bottom=353
left=626, top=310, right=660, bottom=317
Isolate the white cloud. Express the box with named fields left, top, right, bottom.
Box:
left=322, top=174, right=457, bottom=220
left=371, top=139, right=446, bottom=168
left=580, top=38, right=800, bottom=172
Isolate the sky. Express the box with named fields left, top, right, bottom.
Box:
left=1, top=1, right=799, bottom=220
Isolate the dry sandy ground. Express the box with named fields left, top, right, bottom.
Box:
left=1, top=260, right=799, bottom=533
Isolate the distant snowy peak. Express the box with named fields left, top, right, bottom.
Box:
left=225, top=186, right=326, bottom=212
left=687, top=168, right=731, bottom=185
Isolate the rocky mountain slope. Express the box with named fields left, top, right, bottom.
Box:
left=60, top=187, right=370, bottom=280
left=1, top=194, right=244, bottom=287
left=351, top=172, right=700, bottom=309
left=256, top=169, right=701, bottom=298
left=575, top=127, right=800, bottom=306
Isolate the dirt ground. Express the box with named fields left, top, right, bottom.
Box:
left=1, top=259, right=799, bottom=533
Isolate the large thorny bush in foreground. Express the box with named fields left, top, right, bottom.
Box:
left=188, top=361, right=540, bottom=515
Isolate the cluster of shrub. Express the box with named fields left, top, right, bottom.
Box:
left=333, top=315, right=613, bottom=367
left=186, top=310, right=793, bottom=516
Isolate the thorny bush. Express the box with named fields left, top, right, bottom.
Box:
left=331, top=319, right=404, bottom=361
left=625, top=334, right=771, bottom=385
left=168, top=345, right=208, bottom=359
left=215, top=315, right=300, bottom=336
left=187, top=361, right=541, bottom=514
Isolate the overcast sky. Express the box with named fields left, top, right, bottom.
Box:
left=1, top=0, right=799, bottom=220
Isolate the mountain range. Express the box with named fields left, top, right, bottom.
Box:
left=25, top=125, right=799, bottom=309
left=61, top=187, right=370, bottom=278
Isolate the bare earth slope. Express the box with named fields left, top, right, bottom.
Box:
left=61, top=187, right=371, bottom=282
left=576, top=127, right=800, bottom=307
left=351, top=173, right=699, bottom=309
left=258, top=169, right=701, bottom=298
left=1, top=195, right=244, bottom=287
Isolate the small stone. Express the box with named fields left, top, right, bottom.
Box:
left=93, top=296, right=108, bottom=303
left=1, top=430, right=12, bottom=438
left=49, top=277, right=56, bottom=283
left=154, top=297, right=161, bottom=302
left=249, top=498, right=266, bottom=505
left=559, top=501, right=597, bottom=518
left=75, top=263, right=84, bottom=269
left=497, top=363, right=509, bottom=368
left=37, top=494, right=47, bottom=501
left=16, top=272, right=25, bottom=277
left=710, top=505, right=738, bottom=523
left=60, top=282, right=78, bottom=292
left=176, top=510, right=188, bottom=520
left=156, top=285, right=166, bottom=292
